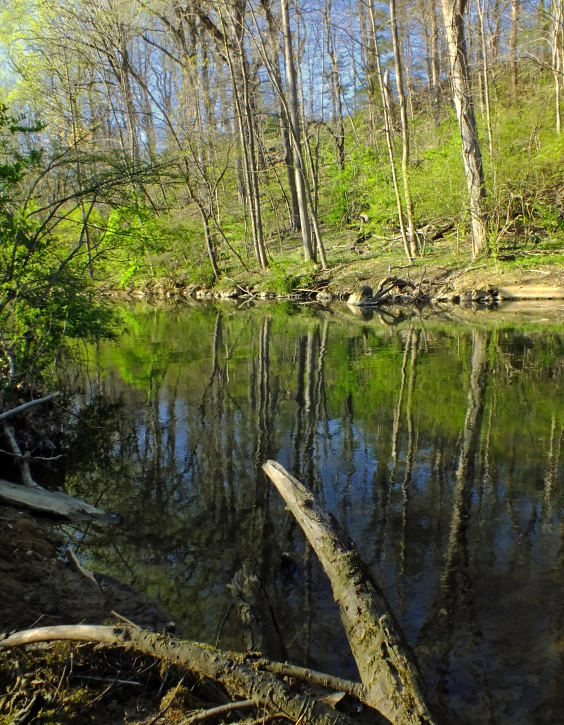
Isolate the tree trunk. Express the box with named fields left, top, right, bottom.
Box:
left=324, top=0, right=346, bottom=171
left=281, top=0, right=315, bottom=262
left=551, top=0, right=563, bottom=135
left=509, top=0, right=520, bottom=96
left=263, top=461, right=441, bottom=725
left=440, top=0, right=488, bottom=258
left=367, top=0, right=412, bottom=263
left=390, top=0, right=418, bottom=257
left=260, top=0, right=301, bottom=231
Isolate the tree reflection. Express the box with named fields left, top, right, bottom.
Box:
left=63, top=306, right=564, bottom=725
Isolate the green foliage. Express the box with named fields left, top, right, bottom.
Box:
left=263, top=255, right=317, bottom=295
left=0, top=106, right=119, bottom=390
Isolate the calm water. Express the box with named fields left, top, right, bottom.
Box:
left=65, top=301, right=564, bottom=725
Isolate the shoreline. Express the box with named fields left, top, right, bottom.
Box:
left=98, top=252, right=564, bottom=306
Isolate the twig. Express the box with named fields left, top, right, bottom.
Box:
left=388, top=264, right=416, bottom=273
left=215, top=601, right=234, bottom=648
left=181, top=699, right=255, bottom=725
left=146, top=676, right=186, bottom=725
left=0, top=448, right=62, bottom=462
left=9, top=692, right=44, bottom=725
left=51, top=401, right=102, bottom=429
left=260, top=661, right=364, bottom=700
left=67, top=547, right=104, bottom=596
left=2, top=424, right=43, bottom=490
left=111, top=610, right=141, bottom=629
left=0, top=393, right=60, bottom=422
left=80, top=675, right=141, bottom=686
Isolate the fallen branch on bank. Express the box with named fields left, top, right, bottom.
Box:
left=263, top=461, right=440, bottom=725
left=0, top=624, right=370, bottom=725
left=346, top=278, right=429, bottom=308
left=0, top=479, right=122, bottom=524
left=0, top=392, right=122, bottom=524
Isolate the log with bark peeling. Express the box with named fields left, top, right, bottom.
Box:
left=0, top=479, right=122, bottom=524
left=0, top=625, right=372, bottom=725
left=262, top=460, right=441, bottom=725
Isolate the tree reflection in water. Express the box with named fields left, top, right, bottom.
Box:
left=64, top=304, right=564, bottom=725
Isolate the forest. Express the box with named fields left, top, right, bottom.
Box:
left=1, top=2, right=564, bottom=724
left=2, top=0, right=564, bottom=383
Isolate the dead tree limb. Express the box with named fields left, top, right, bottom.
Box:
left=0, top=625, right=370, bottom=725
left=0, top=393, right=60, bottom=422
left=2, top=424, right=43, bottom=490
left=183, top=699, right=255, bottom=724
left=262, top=460, right=440, bottom=725
left=0, top=479, right=122, bottom=524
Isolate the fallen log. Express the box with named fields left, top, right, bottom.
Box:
left=0, top=479, right=122, bottom=524
left=262, top=460, right=440, bottom=725
left=0, top=625, right=373, bottom=725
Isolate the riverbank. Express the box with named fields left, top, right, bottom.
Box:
left=101, top=239, right=564, bottom=305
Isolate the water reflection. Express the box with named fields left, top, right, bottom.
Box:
left=65, top=304, right=564, bottom=725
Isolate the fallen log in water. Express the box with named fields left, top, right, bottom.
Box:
left=0, top=625, right=371, bottom=725
left=0, top=479, right=122, bottom=524
left=263, top=460, right=440, bottom=725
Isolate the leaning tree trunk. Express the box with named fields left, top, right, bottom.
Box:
left=263, top=461, right=441, bottom=725
left=441, top=0, right=488, bottom=258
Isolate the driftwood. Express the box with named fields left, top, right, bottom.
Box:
left=0, top=625, right=367, bottom=725
left=262, top=461, right=440, bottom=725
left=346, top=278, right=424, bottom=309
left=0, top=479, right=122, bottom=524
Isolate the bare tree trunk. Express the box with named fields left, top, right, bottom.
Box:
left=440, top=0, right=488, bottom=257
left=281, top=0, right=315, bottom=262
left=430, top=0, right=441, bottom=123
left=476, top=0, right=495, bottom=161
left=221, top=3, right=269, bottom=269
left=324, top=0, right=346, bottom=171
left=390, top=0, right=418, bottom=257
left=509, top=0, right=520, bottom=96
left=263, top=461, right=441, bottom=725
left=368, top=0, right=413, bottom=263
left=551, top=0, right=563, bottom=134
left=260, top=0, right=301, bottom=231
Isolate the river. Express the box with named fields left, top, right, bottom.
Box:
left=63, top=301, right=564, bottom=725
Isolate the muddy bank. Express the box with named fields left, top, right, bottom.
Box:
left=0, top=507, right=177, bottom=635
